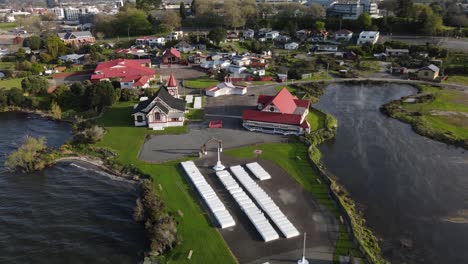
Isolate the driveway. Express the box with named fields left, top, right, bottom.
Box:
left=194, top=154, right=338, bottom=264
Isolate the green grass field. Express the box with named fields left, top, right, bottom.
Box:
left=0, top=62, right=15, bottom=70
left=404, top=86, right=468, bottom=140
left=95, top=102, right=235, bottom=264
left=358, top=60, right=381, bottom=77
left=184, top=78, right=218, bottom=89
left=307, top=108, right=326, bottom=131
left=0, top=78, right=23, bottom=89
left=444, top=75, right=468, bottom=86
left=0, top=22, right=17, bottom=31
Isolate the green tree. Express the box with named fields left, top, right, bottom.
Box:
left=314, top=21, right=326, bottom=31
left=45, top=34, right=66, bottom=60
left=179, top=2, right=187, bottom=19
left=115, top=7, right=153, bottom=36
left=21, top=76, right=48, bottom=95
left=7, top=88, right=25, bottom=106
left=30, top=62, right=43, bottom=75
left=357, top=13, right=372, bottom=30
left=396, top=0, right=413, bottom=17
left=23, top=36, right=42, bottom=50
left=422, top=13, right=443, bottom=36
left=224, top=0, right=245, bottom=29
left=161, top=10, right=181, bottom=31
left=136, top=0, right=162, bottom=10
left=50, top=101, right=62, bottom=120
left=85, top=81, right=118, bottom=110
left=16, top=48, right=27, bottom=61
left=208, top=27, right=227, bottom=45
left=5, top=136, right=47, bottom=172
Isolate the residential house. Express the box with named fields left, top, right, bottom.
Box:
left=277, top=35, right=291, bottom=43
left=194, top=44, right=207, bottom=50
left=334, top=29, right=353, bottom=41
left=251, top=68, right=266, bottom=76
left=205, top=78, right=247, bottom=97
left=265, top=31, right=280, bottom=41
left=175, top=41, right=195, bottom=53
left=57, top=31, right=95, bottom=46
left=243, top=29, right=255, bottom=39
left=284, top=42, right=299, bottom=50
left=296, top=30, right=310, bottom=40
left=231, top=55, right=251, bottom=66
left=309, top=30, right=328, bottom=42
left=227, top=31, right=239, bottom=41
left=188, top=53, right=207, bottom=64
left=132, top=87, right=186, bottom=130
left=58, top=53, right=86, bottom=64
left=228, top=65, right=247, bottom=75
left=385, top=48, right=409, bottom=57
left=257, top=28, right=271, bottom=37
left=242, top=88, right=311, bottom=135
left=200, top=59, right=231, bottom=70
left=417, top=64, right=440, bottom=81
left=314, top=45, right=338, bottom=52
left=90, top=59, right=154, bottom=89
left=115, top=48, right=151, bottom=59
left=357, top=31, right=379, bottom=45
left=161, top=47, right=181, bottom=64
left=135, top=36, right=165, bottom=46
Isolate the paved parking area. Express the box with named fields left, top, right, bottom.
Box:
left=157, top=67, right=206, bottom=80
left=138, top=123, right=287, bottom=163
left=194, top=154, right=338, bottom=264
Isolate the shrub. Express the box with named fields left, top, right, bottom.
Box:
left=5, top=136, right=47, bottom=172
left=50, top=101, right=62, bottom=120
left=73, top=125, right=106, bottom=144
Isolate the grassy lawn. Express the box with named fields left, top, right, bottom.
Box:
left=0, top=62, right=15, bottom=70
left=183, top=78, right=218, bottom=89
left=303, top=71, right=333, bottom=81
left=224, top=143, right=358, bottom=261
left=307, top=108, right=326, bottom=131
left=358, top=60, right=381, bottom=77
left=444, top=75, right=468, bottom=86
left=0, top=22, right=16, bottom=31
left=0, top=78, right=23, bottom=89
left=95, top=102, right=235, bottom=264
left=185, top=108, right=205, bottom=120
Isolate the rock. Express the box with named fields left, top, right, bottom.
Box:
left=400, top=238, right=413, bottom=249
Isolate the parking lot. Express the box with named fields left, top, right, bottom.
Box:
left=194, top=154, right=338, bottom=264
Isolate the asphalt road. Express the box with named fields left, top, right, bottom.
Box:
left=380, top=34, right=468, bottom=51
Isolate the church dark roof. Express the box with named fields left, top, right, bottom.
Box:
left=133, top=88, right=186, bottom=114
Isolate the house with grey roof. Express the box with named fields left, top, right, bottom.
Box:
left=57, top=31, right=95, bottom=46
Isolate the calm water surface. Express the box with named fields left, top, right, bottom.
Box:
left=315, top=84, right=468, bottom=264
left=0, top=112, right=147, bottom=263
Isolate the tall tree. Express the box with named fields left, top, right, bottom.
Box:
left=357, top=13, right=372, bottom=30
left=208, top=27, right=227, bottom=45
left=162, top=10, right=182, bottom=31
left=395, top=0, right=413, bottom=17
left=224, top=0, right=245, bottom=29
left=179, top=2, right=187, bottom=19
left=45, top=34, right=66, bottom=60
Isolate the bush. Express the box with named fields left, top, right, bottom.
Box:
left=72, top=125, right=106, bottom=144
left=21, top=76, right=48, bottom=95
left=50, top=101, right=62, bottom=120
left=5, top=136, right=47, bottom=172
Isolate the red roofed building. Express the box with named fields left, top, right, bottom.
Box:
left=242, top=88, right=311, bottom=135
left=90, top=59, right=154, bottom=89
left=161, top=47, right=181, bottom=64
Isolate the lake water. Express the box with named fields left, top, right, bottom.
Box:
left=315, top=84, right=468, bottom=264
left=0, top=112, right=147, bottom=263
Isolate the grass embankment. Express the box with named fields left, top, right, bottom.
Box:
left=358, top=60, right=381, bottom=77
left=224, top=142, right=360, bottom=262
left=183, top=78, right=218, bottom=89
left=94, top=102, right=235, bottom=263
left=382, top=84, right=468, bottom=149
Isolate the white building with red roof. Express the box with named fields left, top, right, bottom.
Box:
left=242, top=88, right=311, bottom=135
left=90, top=59, right=154, bottom=89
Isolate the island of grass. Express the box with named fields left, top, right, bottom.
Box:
left=0, top=78, right=23, bottom=90
left=382, top=84, right=468, bottom=149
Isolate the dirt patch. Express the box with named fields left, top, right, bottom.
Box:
left=430, top=110, right=468, bottom=118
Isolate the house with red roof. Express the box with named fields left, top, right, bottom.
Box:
left=161, top=47, right=181, bottom=64
left=242, top=88, right=311, bottom=135
left=90, top=59, right=154, bottom=89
